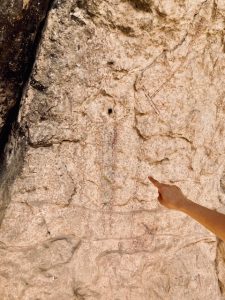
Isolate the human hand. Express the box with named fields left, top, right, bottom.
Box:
left=148, top=176, right=189, bottom=210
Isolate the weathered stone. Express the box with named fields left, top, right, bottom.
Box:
left=0, top=0, right=52, bottom=138
left=1, top=0, right=225, bottom=299
left=0, top=0, right=53, bottom=238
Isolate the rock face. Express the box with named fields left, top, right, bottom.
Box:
left=1, top=0, right=225, bottom=299
left=0, top=0, right=52, bottom=137
left=0, top=0, right=53, bottom=239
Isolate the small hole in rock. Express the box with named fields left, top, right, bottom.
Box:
left=108, top=108, right=113, bottom=114
left=107, top=61, right=114, bottom=65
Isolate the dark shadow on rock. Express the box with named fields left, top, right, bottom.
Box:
left=0, top=0, right=55, bottom=225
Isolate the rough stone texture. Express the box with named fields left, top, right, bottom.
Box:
left=1, top=0, right=225, bottom=299
left=0, top=0, right=53, bottom=237
left=0, top=0, right=51, bottom=139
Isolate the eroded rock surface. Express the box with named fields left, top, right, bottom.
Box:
left=0, top=0, right=52, bottom=146
left=0, top=0, right=53, bottom=240
left=1, top=0, right=225, bottom=299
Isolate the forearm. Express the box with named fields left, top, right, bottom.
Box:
left=179, top=198, right=225, bottom=242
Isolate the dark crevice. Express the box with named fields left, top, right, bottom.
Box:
left=0, top=1, right=57, bottom=225
left=0, top=0, right=55, bottom=173
left=30, top=76, right=48, bottom=92
left=126, top=0, right=153, bottom=13
left=117, top=25, right=135, bottom=36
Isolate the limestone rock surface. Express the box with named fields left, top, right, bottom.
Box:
left=0, top=0, right=51, bottom=138
left=1, top=0, right=225, bottom=299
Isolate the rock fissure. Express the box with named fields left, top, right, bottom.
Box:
left=0, top=0, right=57, bottom=226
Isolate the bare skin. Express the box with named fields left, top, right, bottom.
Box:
left=148, top=175, right=225, bottom=242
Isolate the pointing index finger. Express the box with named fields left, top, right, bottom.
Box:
left=148, top=176, right=162, bottom=189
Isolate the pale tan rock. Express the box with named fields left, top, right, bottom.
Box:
left=0, top=0, right=225, bottom=299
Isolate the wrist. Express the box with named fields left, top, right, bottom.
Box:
left=177, top=197, right=193, bottom=212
